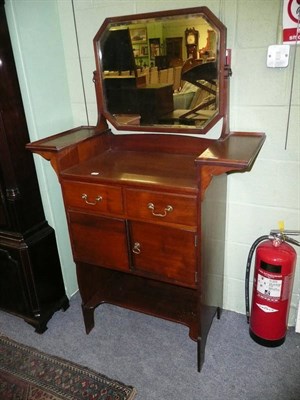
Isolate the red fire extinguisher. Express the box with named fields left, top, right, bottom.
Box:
left=245, top=229, right=300, bottom=346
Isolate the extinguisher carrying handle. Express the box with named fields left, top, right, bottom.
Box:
left=285, top=236, right=300, bottom=247
left=270, top=230, right=300, bottom=247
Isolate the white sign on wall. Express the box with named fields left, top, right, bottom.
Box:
left=283, top=0, right=300, bottom=44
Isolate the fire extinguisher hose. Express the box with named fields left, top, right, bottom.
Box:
left=245, top=235, right=270, bottom=324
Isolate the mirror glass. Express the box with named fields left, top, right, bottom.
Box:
left=94, top=7, right=227, bottom=134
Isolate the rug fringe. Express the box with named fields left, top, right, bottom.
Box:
left=127, top=387, right=138, bottom=400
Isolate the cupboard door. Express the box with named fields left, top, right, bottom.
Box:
left=68, top=211, right=129, bottom=271
left=0, top=248, right=29, bottom=314
left=129, top=221, right=197, bottom=287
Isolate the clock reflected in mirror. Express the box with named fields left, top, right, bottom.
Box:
left=185, top=28, right=199, bottom=59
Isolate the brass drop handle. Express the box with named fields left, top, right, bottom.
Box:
left=81, top=193, right=102, bottom=206
left=147, top=202, right=173, bottom=218
left=132, top=242, right=141, bottom=255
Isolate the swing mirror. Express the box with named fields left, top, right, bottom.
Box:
left=93, top=7, right=228, bottom=135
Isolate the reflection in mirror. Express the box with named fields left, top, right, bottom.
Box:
left=94, top=8, right=227, bottom=134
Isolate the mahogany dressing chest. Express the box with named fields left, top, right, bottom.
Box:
left=27, top=7, right=265, bottom=370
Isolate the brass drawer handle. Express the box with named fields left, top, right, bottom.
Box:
left=81, top=193, right=102, bottom=206
left=147, top=202, right=173, bottom=218
left=132, top=242, right=141, bottom=254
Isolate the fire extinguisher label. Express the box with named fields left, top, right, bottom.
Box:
left=256, top=303, right=279, bottom=313
left=257, top=273, right=282, bottom=299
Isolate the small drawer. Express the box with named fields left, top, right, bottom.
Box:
left=62, top=181, right=123, bottom=215
left=125, top=189, right=197, bottom=226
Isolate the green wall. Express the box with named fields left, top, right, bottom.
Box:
left=5, top=0, right=78, bottom=297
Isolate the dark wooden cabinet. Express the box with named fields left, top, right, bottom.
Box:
left=0, top=0, right=69, bottom=332
left=137, top=83, right=174, bottom=123
left=104, top=77, right=173, bottom=124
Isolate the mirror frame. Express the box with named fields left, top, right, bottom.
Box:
left=93, top=6, right=230, bottom=137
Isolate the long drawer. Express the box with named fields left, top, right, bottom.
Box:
left=125, top=188, right=197, bottom=226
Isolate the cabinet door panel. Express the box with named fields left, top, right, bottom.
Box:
left=129, top=221, right=196, bottom=287
left=68, top=211, right=129, bottom=271
left=0, top=248, right=29, bottom=314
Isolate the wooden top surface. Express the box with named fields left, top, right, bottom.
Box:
left=61, top=149, right=199, bottom=193
left=26, top=126, right=265, bottom=193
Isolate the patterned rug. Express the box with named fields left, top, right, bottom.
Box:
left=0, top=335, right=137, bottom=400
